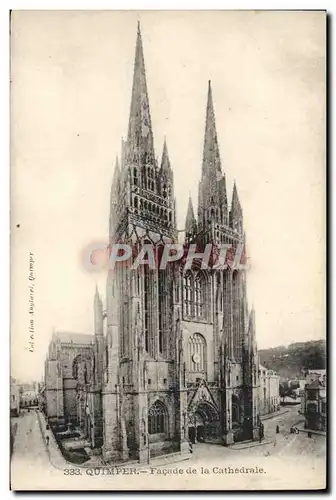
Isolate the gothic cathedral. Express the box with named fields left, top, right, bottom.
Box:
left=94, top=24, right=261, bottom=462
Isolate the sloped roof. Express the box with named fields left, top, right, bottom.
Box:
left=259, top=364, right=277, bottom=376
left=52, top=331, right=94, bottom=345
left=306, top=379, right=325, bottom=389
left=308, top=369, right=326, bottom=376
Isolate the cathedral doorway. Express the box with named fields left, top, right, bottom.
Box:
left=188, top=401, right=220, bottom=444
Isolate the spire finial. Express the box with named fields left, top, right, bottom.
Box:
left=231, top=181, right=241, bottom=210
left=127, top=22, right=155, bottom=163
left=161, top=137, right=171, bottom=172
left=185, top=195, right=197, bottom=236
left=202, top=80, right=221, bottom=177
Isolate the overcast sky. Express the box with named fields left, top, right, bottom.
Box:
left=11, top=10, right=325, bottom=382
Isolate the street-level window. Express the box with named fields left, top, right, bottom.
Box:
left=148, top=401, right=167, bottom=435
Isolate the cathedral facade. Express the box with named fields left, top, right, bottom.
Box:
left=44, top=23, right=261, bottom=463
left=99, top=24, right=260, bottom=462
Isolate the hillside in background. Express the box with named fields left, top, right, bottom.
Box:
left=259, top=339, right=326, bottom=380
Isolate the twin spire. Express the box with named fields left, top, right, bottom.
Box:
left=127, top=23, right=172, bottom=174
left=202, top=80, right=222, bottom=177
left=124, top=23, right=242, bottom=228
left=127, top=22, right=155, bottom=164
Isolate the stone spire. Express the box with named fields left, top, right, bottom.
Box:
left=109, top=156, right=120, bottom=240
left=198, top=81, right=228, bottom=231
left=202, top=80, right=221, bottom=177
left=110, top=156, right=120, bottom=202
left=127, top=22, right=155, bottom=164
left=185, top=194, right=197, bottom=238
left=160, top=137, right=172, bottom=174
left=249, top=306, right=256, bottom=339
left=246, top=306, right=257, bottom=355
left=94, top=286, right=104, bottom=336
left=229, top=181, right=243, bottom=233
left=231, top=181, right=242, bottom=214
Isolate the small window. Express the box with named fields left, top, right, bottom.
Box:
left=148, top=379, right=151, bottom=385
left=163, top=378, right=167, bottom=385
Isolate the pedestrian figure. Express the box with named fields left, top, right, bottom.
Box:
left=45, top=434, right=50, bottom=447
left=308, top=431, right=312, bottom=438
left=276, top=425, right=280, bottom=434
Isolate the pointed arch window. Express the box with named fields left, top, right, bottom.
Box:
left=232, top=271, right=240, bottom=359
left=158, top=267, right=167, bottom=356
left=144, top=266, right=150, bottom=353
left=148, top=400, right=168, bottom=435
left=133, top=167, right=138, bottom=186
left=188, top=333, right=206, bottom=373
left=216, top=273, right=223, bottom=313
left=194, top=274, right=202, bottom=317
left=184, top=271, right=193, bottom=316
left=194, top=271, right=207, bottom=318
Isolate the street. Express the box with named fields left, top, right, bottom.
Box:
left=11, top=410, right=47, bottom=467
left=190, top=406, right=325, bottom=460
left=179, top=407, right=326, bottom=489
left=10, top=409, right=59, bottom=489
left=10, top=407, right=326, bottom=490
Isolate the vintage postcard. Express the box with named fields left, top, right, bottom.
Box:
left=10, top=10, right=326, bottom=491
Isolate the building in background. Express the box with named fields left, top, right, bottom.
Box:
left=259, top=364, right=280, bottom=415
left=303, top=369, right=326, bottom=431
left=10, top=378, right=20, bottom=417
left=38, top=380, right=46, bottom=413
left=43, top=331, right=105, bottom=447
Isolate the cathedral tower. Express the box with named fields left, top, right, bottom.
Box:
left=103, top=23, right=187, bottom=462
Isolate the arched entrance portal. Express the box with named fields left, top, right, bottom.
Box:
left=188, top=402, right=220, bottom=444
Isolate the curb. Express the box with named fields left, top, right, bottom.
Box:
left=37, top=411, right=190, bottom=471
left=228, top=439, right=273, bottom=451
left=260, top=410, right=290, bottom=421
left=297, top=427, right=326, bottom=437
